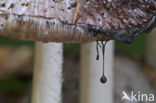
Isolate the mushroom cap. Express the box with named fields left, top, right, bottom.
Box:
left=0, top=0, right=156, bottom=43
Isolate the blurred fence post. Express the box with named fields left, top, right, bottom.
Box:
left=146, top=28, right=156, bottom=69
left=31, top=42, right=63, bottom=103
left=80, top=41, right=114, bottom=103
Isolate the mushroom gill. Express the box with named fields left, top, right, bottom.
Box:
left=0, top=0, right=155, bottom=43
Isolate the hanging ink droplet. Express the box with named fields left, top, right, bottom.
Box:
left=101, top=41, right=108, bottom=84
left=96, top=41, right=108, bottom=84
left=100, top=75, right=107, bottom=84
left=96, top=41, right=99, bottom=60
left=96, top=55, right=99, bottom=60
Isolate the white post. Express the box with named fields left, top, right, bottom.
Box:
left=31, top=42, right=63, bottom=103
left=80, top=41, right=114, bottom=103
left=146, top=28, right=156, bottom=69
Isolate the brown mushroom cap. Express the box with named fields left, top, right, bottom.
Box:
left=0, top=0, right=156, bottom=43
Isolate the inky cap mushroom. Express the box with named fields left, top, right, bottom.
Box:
left=0, top=0, right=155, bottom=43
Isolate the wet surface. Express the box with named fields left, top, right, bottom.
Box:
left=0, top=0, right=156, bottom=43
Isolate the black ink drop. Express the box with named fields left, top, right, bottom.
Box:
left=96, top=41, right=99, bottom=60
left=101, top=41, right=108, bottom=84
left=96, top=41, right=108, bottom=84
left=96, top=41, right=102, bottom=60
left=100, top=75, right=107, bottom=83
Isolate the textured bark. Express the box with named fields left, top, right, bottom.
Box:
left=0, top=0, right=156, bottom=43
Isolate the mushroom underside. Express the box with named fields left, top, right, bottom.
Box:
left=0, top=0, right=156, bottom=43
left=0, top=13, right=155, bottom=43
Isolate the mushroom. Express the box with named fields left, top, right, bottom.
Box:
left=0, top=0, right=155, bottom=43
left=0, top=0, right=155, bottom=84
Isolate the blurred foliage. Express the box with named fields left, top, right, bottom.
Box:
left=0, top=36, right=33, bottom=92
left=64, top=43, right=80, bottom=55
left=115, top=34, right=147, bottom=58
left=0, top=36, right=34, bottom=47
left=0, top=77, right=29, bottom=92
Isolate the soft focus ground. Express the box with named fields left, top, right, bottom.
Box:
left=0, top=35, right=155, bottom=103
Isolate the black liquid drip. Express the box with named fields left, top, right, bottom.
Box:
left=96, top=41, right=108, bottom=84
